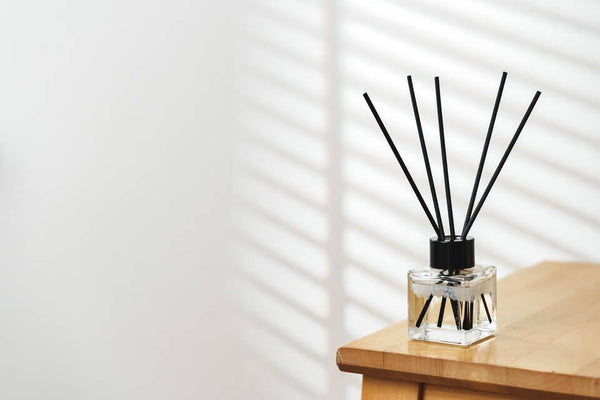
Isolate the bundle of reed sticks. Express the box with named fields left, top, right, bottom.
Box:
left=364, top=71, right=540, bottom=249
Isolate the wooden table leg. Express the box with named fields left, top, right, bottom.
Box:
left=361, top=376, right=421, bottom=400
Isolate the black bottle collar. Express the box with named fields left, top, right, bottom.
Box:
left=429, top=236, right=474, bottom=271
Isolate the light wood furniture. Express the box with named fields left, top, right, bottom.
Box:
left=337, top=261, right=600, bottom=399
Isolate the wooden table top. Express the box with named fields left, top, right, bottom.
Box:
left=337, top=261, right=600, bottom=399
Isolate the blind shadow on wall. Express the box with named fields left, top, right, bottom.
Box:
left=230, top=0, right=600, bottom=398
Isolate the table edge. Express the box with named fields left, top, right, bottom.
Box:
left=336, top=345, right=600, bottom=398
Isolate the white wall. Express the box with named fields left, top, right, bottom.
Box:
left=0, top=1, right=236, bottom=398
left=231, top=0, right=600, bottom=399
left=1, top=0, right=599, bottom=399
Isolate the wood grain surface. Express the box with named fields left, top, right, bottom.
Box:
left=337, top=262, right=600, bottom=398
left=361, top=376, right=420, bottom=400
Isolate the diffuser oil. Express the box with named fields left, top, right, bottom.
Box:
left=408, top=264, right=496, bottom=346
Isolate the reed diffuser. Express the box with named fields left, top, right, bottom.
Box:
left=363, top=72, right=541, bottom=346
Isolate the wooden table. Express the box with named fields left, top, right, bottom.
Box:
left=336, top=262, right=600, bottom=399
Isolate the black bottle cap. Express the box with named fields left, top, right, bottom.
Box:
left=429, top=236, right=475, bottom=271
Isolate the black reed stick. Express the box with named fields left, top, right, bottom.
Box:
left=407, top=76, right=445, bottom=240
left=461, top=72, right=507, bottom=235
left=437, top=297, right=447, bottom=327
left=435, top=77, right=455, bottom=239
left=481, top=293, right=492, bottom=323
left=416, top=295, right=433, bottom=327
left=462, top=90, right=541, bottom=237
left=363, top=93, right=440, bottom=235
left=469, top=301, right=474, bottom=329
left=450, top=298, right=461, bottom=330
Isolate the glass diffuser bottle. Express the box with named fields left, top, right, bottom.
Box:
left=408, top=236, right=496, bottom=345
left=363, top=71, right=541, bottom=346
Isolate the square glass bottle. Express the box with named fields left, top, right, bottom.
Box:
left=407, top=236, right=497, bottom=346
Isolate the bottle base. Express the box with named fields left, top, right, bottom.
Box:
left=408, top=322, right=496, bottom=346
